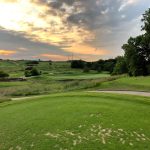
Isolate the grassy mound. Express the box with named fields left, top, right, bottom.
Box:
left=0, top=92, right=150, bottom=150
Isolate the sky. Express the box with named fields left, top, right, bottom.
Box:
left=0, top=0, right=150, bottom=61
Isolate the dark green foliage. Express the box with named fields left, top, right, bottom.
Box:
left=71, top=59, right=116, bottom=73
left=97, top=66, right=102, bottom=73
left=0, top=71, right=9, bottom=78
left=142, top=8, right=150, bottom=33
left=83, top=66, right=90, bottom=73
left=49, top=60, right=52, bottom=65
left=25, top=68, right=41, bottom=77
left=31, top=68, right=41, bottom=76
left=26, top=60, right=39, bottom=66
left=25, top=66, right=33, bottom=71
left=103, top=59, right=116, bottom=73
left=71, top=60, right=85, bottom=69
left=112, top=56, right=128, bottom=75
left=122, top=36, right=148, bottom=76
left=122, top=8, right=150, bottom=76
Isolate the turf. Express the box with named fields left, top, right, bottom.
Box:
left=97, top=76, right=150, bottom=92
left=0, top=92, right=150, bottom=150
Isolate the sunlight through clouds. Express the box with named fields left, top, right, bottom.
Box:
left=0, top=0, right=96, bottom=57
left=0, top=0, right=150, bottom=60
left=0, top=49, right=16, bottom=55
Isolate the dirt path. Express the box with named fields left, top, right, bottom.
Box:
left=89, top=90, right=150, bottom=97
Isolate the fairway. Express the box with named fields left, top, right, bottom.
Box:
left=0, top=92, right=150, bottom=150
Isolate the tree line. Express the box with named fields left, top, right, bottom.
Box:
left=71, top=59, right=117, bottom=74
left=71, top=8, right=150, bottom=76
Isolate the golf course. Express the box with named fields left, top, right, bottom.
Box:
left=0, top=2, right=150, bottom=150
left=0, top=60, right=150, bottom=150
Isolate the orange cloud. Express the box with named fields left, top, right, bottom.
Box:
left=34, top=53, right=67, bottom=61
left=0, top=0, right=18, bottom=2
left=64, top=44, right=110, bottom=56
left=0, top=50, right=16, bottom=56
left=0, top=0, right=95, bottom=56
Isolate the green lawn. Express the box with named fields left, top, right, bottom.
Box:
left=0, top=92, right=150, bottom=150
left=97, top=76, right=150, bottom=92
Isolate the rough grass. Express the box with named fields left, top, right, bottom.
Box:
left=0, top=76, right=118, bottom=97
left=0, top=92, right=150, bottom=150
left=97, top=76, right=150, bottom=92
left=0, top=60, right=111, bottom=97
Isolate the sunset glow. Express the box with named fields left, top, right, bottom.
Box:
left=0, top=50, right=16, bottom=56
left=0, top=0, right=149, bottom=61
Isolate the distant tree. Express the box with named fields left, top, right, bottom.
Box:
left=91, top=62, right=99, bottom=70
left=0, top=71, right=9, bottom=78
left=112, top=56, right=128, bottom=75
left=86, top=62, right=92, bottom=69
left=83, top=66, right=90, bottom=73
left=103, top=59, right=117, bottom=73
left=26, top=60, right=39, bottom=66
left=25, top=66, right=33, bottom=71
left=97, top=66, right=102, bottom=73
left=49, top=60, right=52, bottom=65
left=71, top=60, right=85, bottom=69
left=25, top=68, right=41, bottom=77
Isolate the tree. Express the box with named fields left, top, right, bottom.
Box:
left=26, top=60, right=39, bottom=66
left=142, top=8, right=150, bottom=33
left=103, top=59, right=117, bottom=73
left=71, top=60, right=85, bottom=69
left=112, top=56, right=128, bottom=75
left=122, top=36, right=147, bottom=76
left=83, top=66, right=90, bottom=73
left=97, top=66, right=102, bottom=73
left=122, top=8, right=150, bottom=76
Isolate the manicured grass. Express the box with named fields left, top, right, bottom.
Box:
left=97, top=76, right=150, bottom=92
left=0, top=92, right=150, bottom=150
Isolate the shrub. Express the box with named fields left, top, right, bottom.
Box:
left=0, top=71, right=9, bottom=78
left=31, top=68, right=41, bottom=76
left=25, top=70, right=31, bottom=77
left=25, top=68, right=41, bottom=77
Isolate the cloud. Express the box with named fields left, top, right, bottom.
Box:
left=0, top=0, right=94, bottom=54
left=0, top=0, right=150, bottom=60
left=118, top=0, right=138, bottom=12
left=0, top=49, right=16, bottom=56
left=36, top=53, right=67, bottom=61
left=64, top=44, right=110, bottom=56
